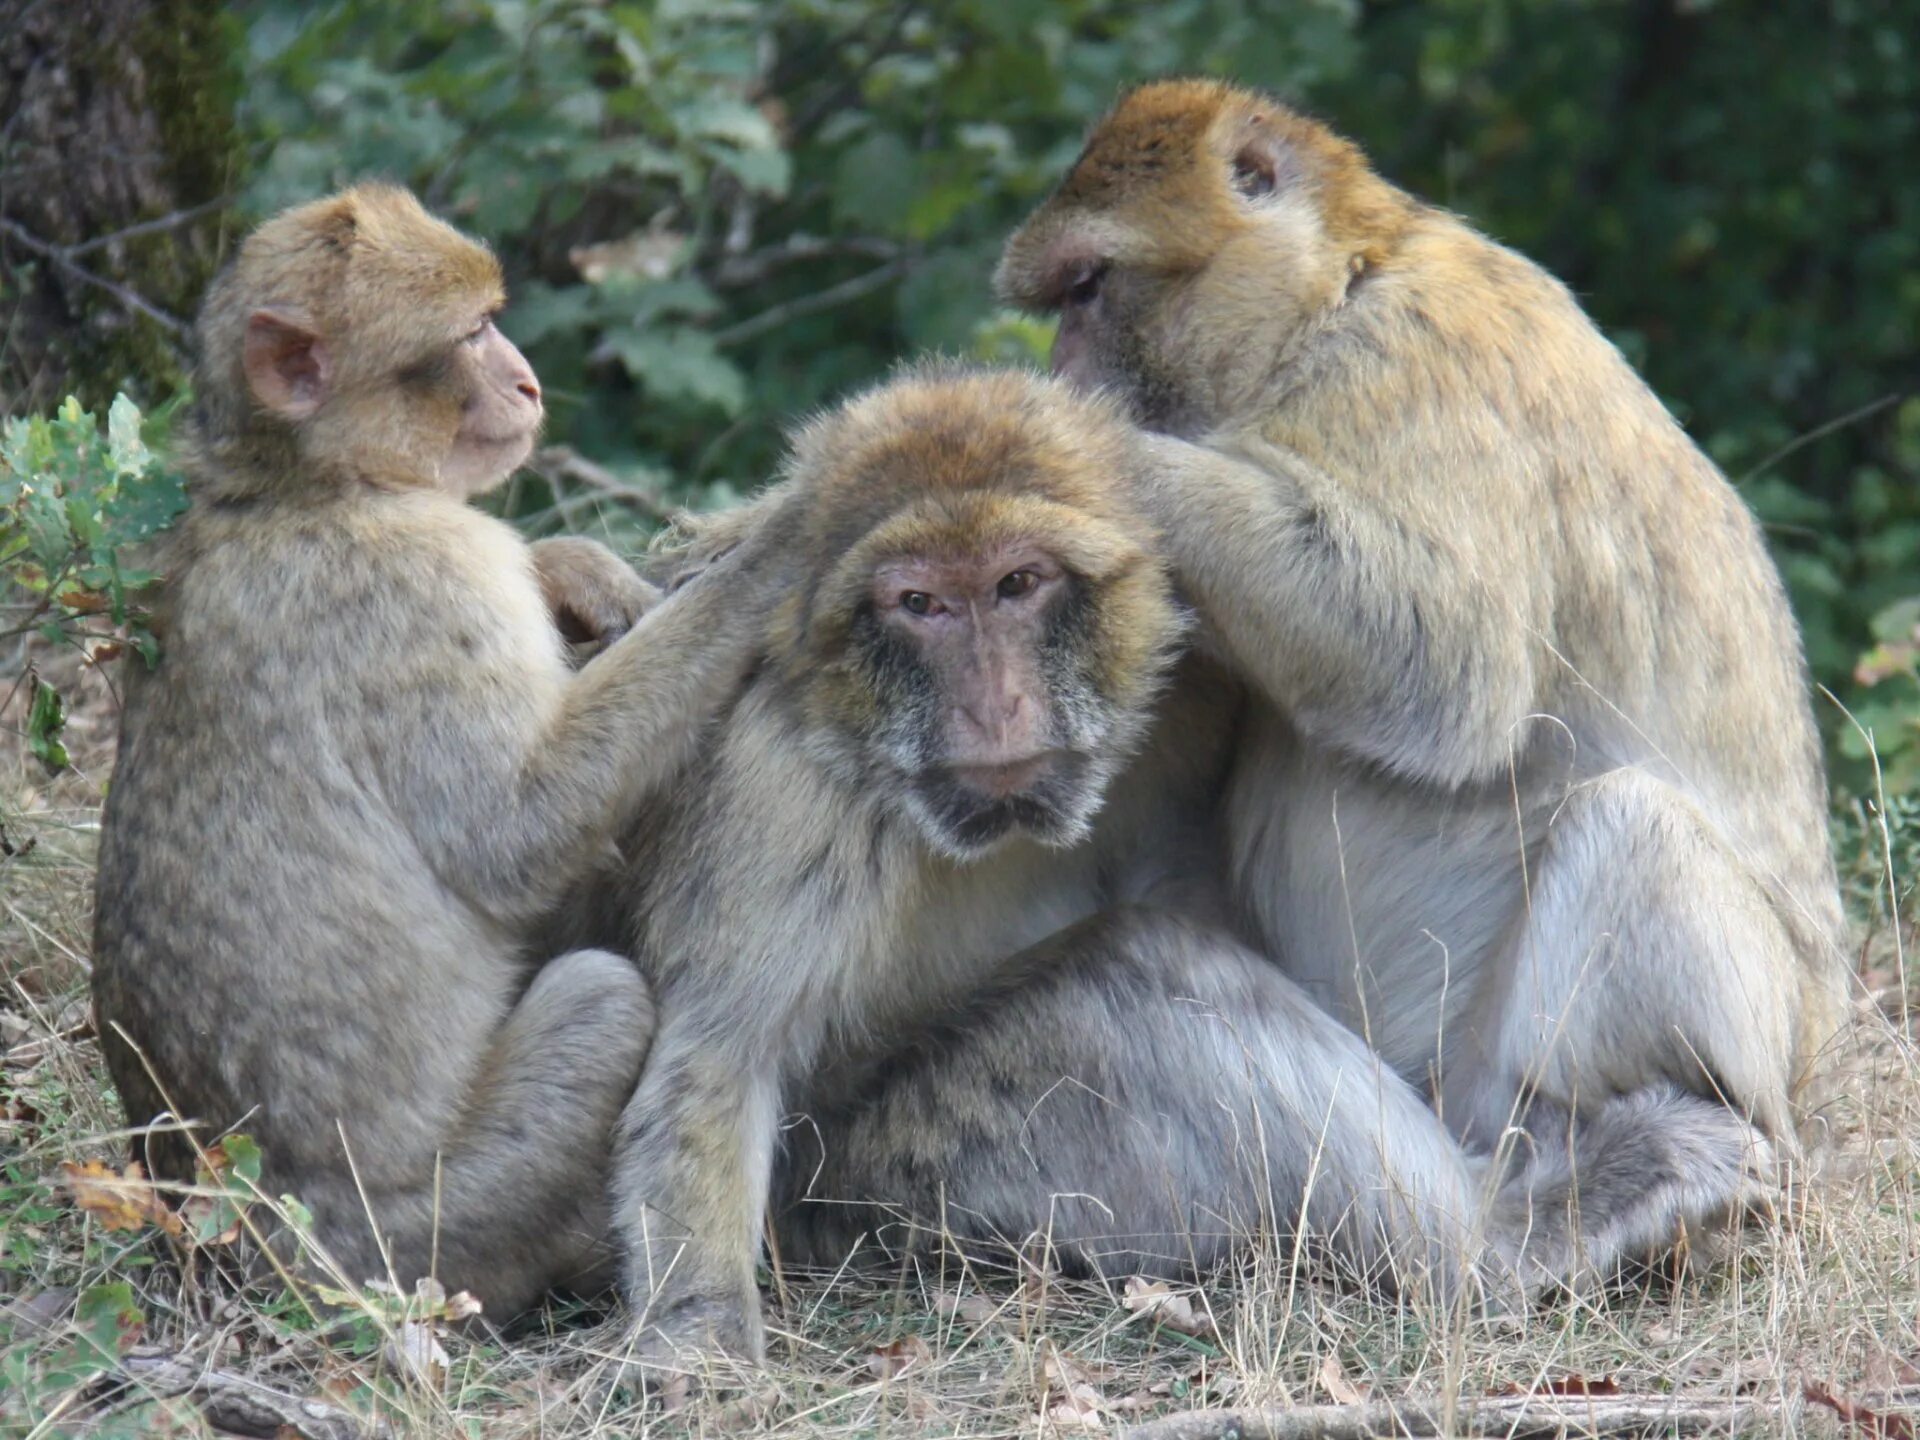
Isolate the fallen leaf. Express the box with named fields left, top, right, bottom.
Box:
left=931, top=1289, right=998, bottom=1325
left=867, top=1334, right=931, bottom=1380
left=1862, top=1342, right=1920, bottom=1391
left=570, top=231, right=684, bottom=284
left=1538, top=1375, right=1623, bottom=1397
left=1039, top=1342, right=1113, bottom=1431
left=1045, top=1395, right=1107, bottom=1432
left=1805, top=1379, right=1917, bottom=1440
left=656, top=1371, right=693, bottom=1413
left=60, top=1159, right=183, bottom=1236
left=1319, top=1352, right=1364, bottom=1405
left=1120, top=1276, right=1217, bottom=1338
left=386, top=1317, right=448, bottom=1390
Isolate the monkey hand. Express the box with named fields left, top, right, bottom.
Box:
left=642, top=478, right=802, bottom=593
left=529, top=536, right=664, bottom=654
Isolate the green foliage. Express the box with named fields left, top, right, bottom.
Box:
left=0, top=396, right=187, bottom=772
left=0, top=1280, right=149, bottom=1438
left=224, top=0, right=1918, bottom=798
left=1308, top=1, right=1920, bottom=795
left=5, top=2, right=1913, bottom=803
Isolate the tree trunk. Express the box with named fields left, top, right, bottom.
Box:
left=0, top=0, right=239, bottom=412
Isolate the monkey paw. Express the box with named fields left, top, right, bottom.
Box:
left=528, top=535, right=663, bottom=655
left=604, top=1293, right=766, bottom=1406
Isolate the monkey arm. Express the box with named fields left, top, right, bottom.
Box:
left=638, top=478, right=799, bottom=590
left=611, top=1016, right=782, bottom=1365
left=385, top=537, right=785, bottom=923
left=1131, top=433, right=1540, bottom=789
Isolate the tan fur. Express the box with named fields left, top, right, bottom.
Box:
left=598, top=367, right=1502, bottom=1373
left=91, top=187, right=790, bottom=1319
left=998, top=80, right=1847, bottom=1284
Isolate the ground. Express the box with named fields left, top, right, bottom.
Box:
left=2, top=644, right=1916, bottom=1439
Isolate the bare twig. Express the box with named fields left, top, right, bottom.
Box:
left=525, top=445, right=676, bottom=523
left=711, top=256, right=910, bottom=347
left=1120, top=1386, right=1920, bottom=1440
left=710, top=234, right=901, bottom=288
left=0, top=217, right=189, bottom=337
left=116, top=1351, right=393, bottom=1440
left=63, top=199, right=226, bottom=259
left=1735, top=391, right=1906, bottom=487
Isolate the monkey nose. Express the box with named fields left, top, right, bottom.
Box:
left=517, top=375, right=542, bottom=404
left=957, top=693, right=1024, bottom=747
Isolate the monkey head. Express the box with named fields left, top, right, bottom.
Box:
left=188, top=184, right=543, bottom=499
left=773, top=367, right=1184, bottom=861
left=995, top=80, right=1413, bottom=435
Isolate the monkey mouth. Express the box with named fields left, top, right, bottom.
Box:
left=912, top=752, right=1095, bottom=857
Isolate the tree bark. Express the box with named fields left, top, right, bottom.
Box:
left=0, top=0, right=239, bottom=411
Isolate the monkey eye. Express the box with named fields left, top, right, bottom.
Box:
left=1063, top=262, right=1107, bottom=308
left=997, top=570, right=1039, bottom=600
left=463, top=316, right=494, bottom=345
left=900, top=590, right=939, bottom=617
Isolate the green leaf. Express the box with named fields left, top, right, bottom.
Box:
left=28, top=678, right=70, bottom=773
left=832, top=131, right=918, bottom=235
left=101, top=465, right=190, bottom=548
left=603, top=327, right=745, bottom=415
left=107, top=393, right=150, bottom=477
left=21, top=488, right=72, bottom=573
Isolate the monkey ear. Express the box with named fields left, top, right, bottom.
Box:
left=1229, top=129, right=1293, bottom=202
left=242, top=309, right=331, bottom=420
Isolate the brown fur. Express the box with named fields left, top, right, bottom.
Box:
left=998, top=80, right=1848, bottom=1286
left=598, top=367, right=1508, bottom=1373
left=92, top=186, right=790, bottom=1320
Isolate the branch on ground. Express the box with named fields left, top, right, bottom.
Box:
left=1120, top=1383, right=1920, bottom=1440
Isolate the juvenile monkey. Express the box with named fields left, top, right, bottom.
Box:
left=997, top=80, right=1849, bottom=1282
left=92, top=185, right=786, bottom=1318
left=609, top=366, right=1495, bottom=1369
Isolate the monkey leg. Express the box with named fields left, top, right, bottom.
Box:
left=292, top=948, right=654, bottom=1319
left=774, top=908, right=1488, bottom=1302
left=1438, top=768, right=1799, bottom=1286
left=609, top=1028, right=782, bottom=1368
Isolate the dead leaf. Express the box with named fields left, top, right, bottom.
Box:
left=1492, top=1375, right=1623, bottom=1399
left=1040, top=1343, right=1112, bottom=1431
left=386, top=1316, right=448, bottom=1390
left=1862, top=1342, right=1920, bottom=1391
left=60, top=1158, right=183, bottom=1236
left=1537, top=1375, right=1623, bottom=1397
left=931, top=1288, right=998, bottom=1325
left=1319, top=1353, right=1364, bottom=1405
left=867, top=1334, right=931, bottom=1380
left=570, top=231, right=684, bottom=284
left=1805, top=1379, right=1917, bottom=1440
left=656, top=1371, right=693, bottom=1413
left=1120, top=1276, right=1217, bottom=1338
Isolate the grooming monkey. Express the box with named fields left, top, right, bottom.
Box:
left=997, top=80, right=1848, bottom=1281
left=606, top=366, right=1498, bottom=1369
left=92, top=185, right=787, bottom=1319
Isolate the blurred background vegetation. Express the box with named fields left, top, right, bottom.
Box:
left=3, top=0, right=1916, bottom=829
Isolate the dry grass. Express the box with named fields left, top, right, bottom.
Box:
left=3, top=655, right=1916, bottom=1438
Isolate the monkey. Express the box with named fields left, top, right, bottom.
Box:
left=603, top=364, right=1518, bottom=1372
left=993, top=79, right=1850, bottom=1285
left=90, top=184, right=793, bottom=1321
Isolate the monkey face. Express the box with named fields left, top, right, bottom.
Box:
left=205, top=184, right=543, bottom=500
left=437, top=316, right=545, bottom=498
left=997, top=81, right=1382, bottom=438
left=766, top=368, right=1188, bottom=864
left=849, top=540, right=1122, bottom=859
